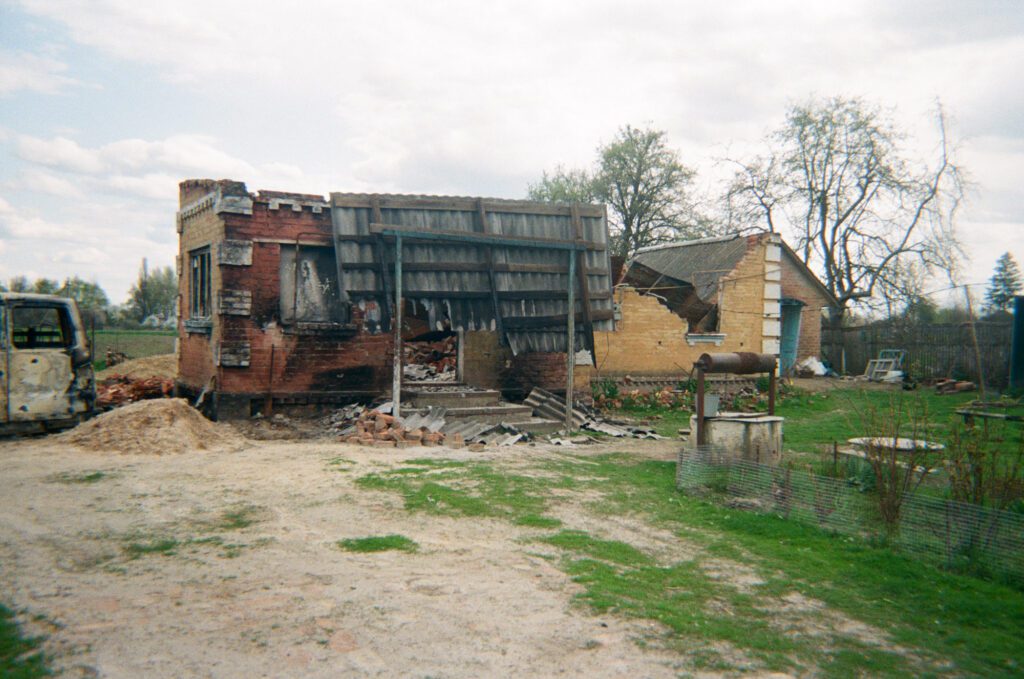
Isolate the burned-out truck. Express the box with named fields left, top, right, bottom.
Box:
left=1, top=293, right=96, bottom=434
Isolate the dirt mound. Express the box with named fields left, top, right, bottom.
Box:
left=96, top=354, right=177, bottom=381
left=62, top=399, right=241, bottom=455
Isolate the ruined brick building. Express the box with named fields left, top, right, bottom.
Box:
left=584, top=233, right=837, bottom=387
left=175, top=179, right=614, bottom=418
left=175, top=180, right=836, bottom=418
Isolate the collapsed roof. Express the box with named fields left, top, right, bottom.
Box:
left=622, top=234, right=752, bottom=331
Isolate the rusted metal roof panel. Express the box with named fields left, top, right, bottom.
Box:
left=330, top=194, right=612, bottom=354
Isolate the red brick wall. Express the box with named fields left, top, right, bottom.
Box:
left=215, top=204, right=394, bottom=395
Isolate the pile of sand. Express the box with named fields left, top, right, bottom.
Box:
left=96, top=354, right=177, bottom=381
left=62, top=398, right=242, bottom=455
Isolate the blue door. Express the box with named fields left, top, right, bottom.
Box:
left=779, top=299, right=805, bottom=375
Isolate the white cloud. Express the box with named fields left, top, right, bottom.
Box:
left=0, top=49, right=77, bottom=95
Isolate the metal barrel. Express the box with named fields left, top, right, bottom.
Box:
left=696, top=352, right=776, bottom=374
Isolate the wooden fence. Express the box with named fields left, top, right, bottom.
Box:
left=821, top=320, right=1013, bottom=388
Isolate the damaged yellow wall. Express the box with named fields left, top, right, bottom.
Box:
left=587, top=243, right=771, bottom=378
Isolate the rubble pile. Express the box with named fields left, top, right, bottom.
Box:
left=97, top=375, right=174, bottom=408
left=337, top=408, right=449, bottom=448
left=403, top=336, right=457, bottom=382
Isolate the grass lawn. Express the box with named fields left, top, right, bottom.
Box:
left=0, top=604, right=50, bottom=678
left=351, top=453, right=1024, bottom=677
left=90, top=329, right=176, bottom=370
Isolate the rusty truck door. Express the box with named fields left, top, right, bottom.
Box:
left=7, top=303, right=80, bottom=422
left=0, top=303, right=8, bottom=424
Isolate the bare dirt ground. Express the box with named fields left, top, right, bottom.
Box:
left=0, top=431, right=706, bottom=678
left=0, top=413, right=895, bottom=678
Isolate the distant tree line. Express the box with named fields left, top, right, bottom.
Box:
left=1, top=261, right=177, bottom=329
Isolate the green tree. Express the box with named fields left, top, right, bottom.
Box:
left=529, top=125, right=708, bottom=259
left=31, top=278, right=60, bottom=294
left=984, top=252, right=1022, bottom=313
left=127, top=263, right=177, bottom=322
left=527, top=166, right=595, bottom=203
left=58, top=276, right=110, bottom=324
left=728, top=97, right=965, bottom=328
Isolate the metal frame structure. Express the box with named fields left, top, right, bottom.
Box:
left=375, top=225, right=586, bottom=429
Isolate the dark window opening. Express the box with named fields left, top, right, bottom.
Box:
left=11, top=305, right=72, bottom=349
left=190, top=248, right=211, bottom=318
left=280, top=245, right=347, bottom=324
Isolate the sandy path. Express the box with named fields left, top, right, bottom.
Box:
left=0, top=437, right=689, bottom=678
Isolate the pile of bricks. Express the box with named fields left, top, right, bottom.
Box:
left=403, top=336, right=457, bottom=381
left=340, top=409, right=462, bottom=448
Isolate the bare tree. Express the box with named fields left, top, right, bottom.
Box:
left=728, top=97, right=966, bottom=327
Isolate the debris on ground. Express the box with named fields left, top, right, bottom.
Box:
left=320, top=402, right=527, bottom=447
left=524, top=387, right=666, bottom=439
left=96, top=375, right=174, bottom=408
left=935, top=379, right=977, bottom=395
left=62, top=398, right=241, bottom=455
left=95, top=353, right=177, bottom=381
left=403, top=336, right=457, bottom=382
left=335, top=408, right=448, bottom=448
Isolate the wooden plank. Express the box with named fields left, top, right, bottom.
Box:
left=477, top=198, right=505, bottom=343
left=503, top=309, right=614, bottom=330
left=369, top=223, right=605, bottom=252
left=329, top=193, right=605, bottom=218
left=571, top=203, right=595, bottom=359
left=370, top=197, right=392, bottom=331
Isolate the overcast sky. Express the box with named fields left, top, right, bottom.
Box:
left=0, top=0, right=1020, bottom=304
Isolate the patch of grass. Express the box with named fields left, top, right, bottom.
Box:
left=562, top=454, right=1024, bottom=677
left=216, top=505, right=263, bottom=531
left=514, top=514, right=563, bottom=528
left=356, top=458, right=560, bottom=525
left=0, top=604, right=51, bottom=678
left=777, top=388, right=981, bottom=455
left=354, top=450, right=1024, bottom=674
left=540, top=530, right=652, bottom=566
left=123, top=538, right=180, bottom=560
left=49, top=471, right=110, bottom=484
left=338, top=534, right=418, bottom=553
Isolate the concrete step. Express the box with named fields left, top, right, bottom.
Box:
left=404, top=388, right=501, bottom=409
left=406, top=403, right=535, bottom=425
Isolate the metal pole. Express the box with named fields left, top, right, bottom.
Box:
left=696, top=367, right=705, bottom=446
left=565, top=250, right=576, bottom=431
left=392, top=235, right=403, bottom=418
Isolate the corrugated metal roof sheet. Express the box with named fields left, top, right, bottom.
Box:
left=628, top=234, right=751, bottom=302
left=330, top=194, right=613, bottom=354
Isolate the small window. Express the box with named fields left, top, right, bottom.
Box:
left=11, top=306, right=71, bottom=349
left=190, top=248, right=211, bottom=318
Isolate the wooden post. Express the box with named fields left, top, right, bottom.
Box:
left=696, top=367, right=706, bottom=446
left=768, top=364, right=777, bottom=416
left=392, top=235, right=403, bottom=418
left=570, top=204, right=595, bottom=361
left=565, top=250, right=576, bottom=431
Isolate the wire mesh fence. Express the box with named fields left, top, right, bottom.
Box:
left=678, top=446, right=1024, bottom=580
